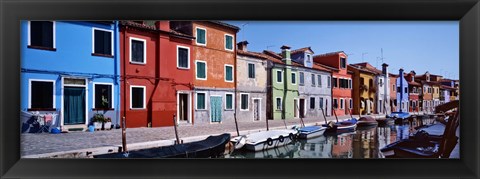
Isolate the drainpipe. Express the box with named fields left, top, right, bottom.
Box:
left=114, top=21, right=121, bottom=128
left=122, top=25, right=128, bottom=128
left=233, top=34, right=239, bottom=136
left=399, top=68, right=404, bottom=112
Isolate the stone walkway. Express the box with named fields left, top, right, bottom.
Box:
left=21, top=114, right=387, bottom=157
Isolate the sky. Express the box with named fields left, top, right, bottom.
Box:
left=225, top=21, right=459, bottom=80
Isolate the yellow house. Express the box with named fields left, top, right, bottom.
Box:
left=348, top=64, right=378, bottom=115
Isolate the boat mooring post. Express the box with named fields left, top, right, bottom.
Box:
left=348, top=108, right=354, bottom=119
left=173, top=114, right=181, bottom=144
left=333, top=108, right=339, bottom=123
left=121, top=116, right=127, bottom=152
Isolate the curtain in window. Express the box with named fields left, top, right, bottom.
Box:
left=64, top=87, right=86, bottom=125
left=197, top=62, right=206, bottom=78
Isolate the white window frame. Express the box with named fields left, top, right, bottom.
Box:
left=299, top=72, right=304, bottom=86
left=195, top=60, right=207, bottom=80
left=195, top=27, right=207, bottom=46
left=240, top=93, right=250, bottom=111
left=317, top=74, right=322, bottom=87
left=92, top=82, right=114, bottom=109
left=319, top=97, right=324, bottom=110
left=28, top=79, right=56, bottom=109
left=276, top=70, right=283, bottom=83
left=276, top=97, right=283, bottom=111
left=177, top=45, right=191, bottom=69
left=224, top=34, right=234, bottom=51
left=311, top=73, right=316, bottom=86
left=224, top=92, right=234, bottom=110
left=224, top=64, right=234, bottom=83
left=92, top=27, right=114, bottom=56
left=328, top=76, right=331, bottom=88
left=130, top=85, right=146, bottom=110
left=28, top=21, right=56, bottom=48
left=291, top=72, right=297, bottom=85
left=247, top=63, right=256, bottom=79
left=195, top=92, right=207, bottom=110
left=129, top=37, right=147, bottom=64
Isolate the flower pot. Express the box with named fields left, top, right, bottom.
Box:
left=93, top=122, right=102, bottom=130
left=103, top=122, right=112, bottom=130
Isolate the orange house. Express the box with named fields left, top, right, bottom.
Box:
left=313, top=51, right=353, bottom=117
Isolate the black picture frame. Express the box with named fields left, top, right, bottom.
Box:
left=1, top=0, right=478, bottom=178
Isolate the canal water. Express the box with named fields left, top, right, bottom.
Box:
left=225, top=117, right=436, bottom=159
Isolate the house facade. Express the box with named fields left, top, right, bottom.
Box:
left=395, top=68, right=409, bottom=112
left=291, top=47, right=333, bottom=119
left=405, top=71, right=421, bottom=112
left=314, top=52, right=353, bottom=117
left=348, top=64, right=377, bottom=115
left=171, top=21, right=240, bottom=124
left=415, top=72, right=434, bottom=113
left=21, top=21, right=121, bottom=131
left=389, top=74, right=398, bottom=112
left=236, top=41, right=268, bottom=122
left=376, top=64, right=391, bottom=114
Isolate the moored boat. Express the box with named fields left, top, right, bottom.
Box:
left=230, top=129, right=298, bottom=152
left=297, top=125, right=327, bottom=139
left=322, top=118, right=357, bottom=134
left=386, top=112, right=411, bottom=124
left=94, top=133, right=231, bottom=158
left=356, top=116, right=378, bottom=127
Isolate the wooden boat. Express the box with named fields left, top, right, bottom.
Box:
left=386, top=112, right=411, bottom=124
left=375, top=118, right=394, bottom=126
left=297, top=125, right=327, bottom=139
left=322, top=118, right=357, bottom=134
left=356, top=116, right=378, bottom=127
left=230, top=129, right=298, bottom=152
left=380, top=100, right=459, bottom=158
left=94, top=133, right=231, bottom=158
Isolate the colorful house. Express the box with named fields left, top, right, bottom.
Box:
left=415, top=72, right=434, bottom=113
left=348, top=63, right=377, bottom=115
left=405, top=71, right=421, bottom=112
left=264, top=46, right=299, bottom=120
left=395, top=68, right=409, bottom=112
left=21, top=21, right=121, bottom=131
left=291, top=47, right=333, bottom=119
left=236, top=41, right=268, bottom=122
left=314, top=52, right=353, bottom=117
left=350, top=62, right=385, bottom=114
left=440, top=79, right=458, bottom=103
left=389, top=73, right=398, bottom=112
left=170, top=21, right=240, bottom=124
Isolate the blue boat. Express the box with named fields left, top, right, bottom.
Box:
left=322, top=118, right=358, bottom=133
left=297, top=126, right=327, bottom=139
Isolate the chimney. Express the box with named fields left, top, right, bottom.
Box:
left=382, top=63, right=388, bottom=75
left=399, top=68, right=404, bottom=77
left=237, top=41, right=249, bottom=52
left=281, top=45, right=291, bottom=65
left=155, top=21, right=170, bottom=31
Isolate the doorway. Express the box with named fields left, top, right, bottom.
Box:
left=253, top=99, right=261, bottom=121
left=63, top=78, right=87, bottom=126
left=294, top=99, right=298, bottom=118
left=178, top=93, right=189, bottom=122
left=210, top=96, right=222, bottom=122
left=299, top=99, right=305, bottom=118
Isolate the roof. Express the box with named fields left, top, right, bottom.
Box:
left=313, top=51, right=346, bottom=58
left=312, top=63, right=332, bottom=72
left=211, top=21, right=241, bottom=31
left=408, top=81, right=422, bottom=86
left=351, top=62, right=382, bottom=75
left=291, top=47, right=314, bottom=55
left=262, top=50, right=285, bottom=64
left=347, top=64, right=378, bottom=75
left=120, top=21, right=194, bottom=39
left=440, top=85, right=456, bottom=90
left=237, top=50, right=267, bottom=60
left=316, top=63, right=339, bottom=72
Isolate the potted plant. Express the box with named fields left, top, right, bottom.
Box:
left=104, top=117, right=112, bottom=130
left=91, top=113, right=105, bottom=130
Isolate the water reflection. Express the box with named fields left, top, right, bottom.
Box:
left=226, top=117, right=437, bottom=159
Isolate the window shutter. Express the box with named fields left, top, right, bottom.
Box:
left=226, top=36, right=233, bottom=50
left=226, top=95, right=232, bottom=109
left=197, top=62, right=206, bottom=78
left=197, top=29, right=206, bottom=44
left=197, top=94, right=205, bottom=109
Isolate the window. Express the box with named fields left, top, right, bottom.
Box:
left=196, top=93, right=206, bottom=110
left=248, top=63, right=255, bottom=79
left=404, top=87, right=408, bottom=93
left=340, top=99, right=344, bottom=109
left=349, top=99, right=353, bottom=109
left=29, top=80, right=55, bottom=109
left=340, top=57, right=346, bottom=68
left=319, top=97, right=324, bottom=109
left=276, top=97, right=282, bottom=110
left=332, top=78, right=338, bottom=88
left=225, top=34, right=234, bottom=51
left=29, top=21, right=55, bottom=49
left=311, top=74, right=315, bottom=86
left=94, top=83, right=113, bottom=109
left=379, top=79, right=383, bottom=87
left=393, top=85, right=396, bottom=91
left=130, top=37, right=146, bottom=64
left=240, top=93, right=249, bottom=111
left=196, top=27, right=206, bottom=45
left=177, top=46, right=190, bottom=69
left=339, top=79, right=350, bottom=88
left=310, top=97, right=315, bottom=109
left=318, top=75, right=321, bottom=87
left=291, top=72, right=296, bottom=85
left=225, top=93, right=233, bottom=110
left=276, top=70, right=283, bottom=83
left=196, top=60, right=207, bottom=80
left=93, top=28, right=113, bottom=56
left=225, top=65, right=234, bottom=82
left=349, top=79, right=352, bottom=89
left=397, top=87, right=401, bottom=93
left=299, top=72, right=304, bottom=86
left=130, top=86, right=145, bottom=109
left=333, top=98, right=338, bottom=109
left=328, top=76, right=331, bottom=88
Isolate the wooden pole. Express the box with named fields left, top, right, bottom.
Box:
left=121, top=116, right=127, bottom=152
left=320, top=107, right=328, bottom=124
left=348, top=108, right=354, bottom=119
left=173, top=114, right=180, bottom=144
left=333, top=108, right=339, bottom=123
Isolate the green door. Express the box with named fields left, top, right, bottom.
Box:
left=210, top=96, right=222, bottom=122
left=64, top=87, right=86, bottom=125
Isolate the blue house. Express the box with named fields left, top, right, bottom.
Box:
left=21, top=21, right=121, bottom=131
left=396, top=68, right=409, bottom=112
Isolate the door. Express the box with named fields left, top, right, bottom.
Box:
left=178, top=94, right=188, bottom=122
left=299, top=99, right=305, bottom=118
left=366, top=99, right=371, bottom=114
left=210, top=96, right=222, bottom=122
left=253, top=99, right=260, bottom=121
left=64, top=87, right=86, bottom=125
left=294, top=99, right=298, bottom=118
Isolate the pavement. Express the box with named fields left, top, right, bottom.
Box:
left=21, top=114, right=389, bottom=158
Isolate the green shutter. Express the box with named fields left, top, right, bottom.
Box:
left=196, top=28, right=206, bottom=44
left=197, top=93, right=205, bottom=109
left=226, top=66, right=233, bottom=81
left=226, top=94, right=232, bottom=109
left=226, top=36, right=233, bottom=50
left=197, top=62, right=206, bottom=79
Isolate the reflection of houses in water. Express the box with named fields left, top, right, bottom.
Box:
left=377, top=126, right=396, bottom=150
left=352, top=128, right=379, bottom=158
left=330, top=133, right=354, bottom=158
left=295, top=136, right=333, bottom=158
left=395, top=125, right=410, bottom=140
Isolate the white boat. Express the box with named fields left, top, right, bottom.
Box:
left=297, top=126, right=327, bottom=139
left=231, top=129, right=298, bottom=152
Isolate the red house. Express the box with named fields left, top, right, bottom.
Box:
left=405, top=70, right=421, bottom=112
left=313, top=51, right=353, bottom=117
left=120, top=21, right=194, bottom=128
